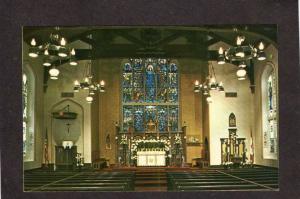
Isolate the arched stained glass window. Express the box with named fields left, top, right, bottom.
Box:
left=122, top=58, right=179, bottom=133
left=23, top=66, right=35, bottom=161
left=267, top=74, right=277, bottom=154
left=262, top=65, right=278, bottom=160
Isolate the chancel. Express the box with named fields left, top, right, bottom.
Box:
left=22, top=25, right=279, bottom=192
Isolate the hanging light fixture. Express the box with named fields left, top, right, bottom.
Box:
left=206, top=94, right=212, bottom=103
left=42, top=49, right=51, bottom=67
left=86, top=95, right=93, bottom=103
left=28, top=38, right=39, bottom=58
left=236, top=67, right=247, bottom=80
left=69, top=48, right=78, bottom=66
left=194, top=62, right=225, bottom=103
left=216, top=29, right=267, bottom=81
left=73, top=59, right=106, bottom=103
left=194, top=62, right=225, bottom=94
left=28, top=27, right=78, bottom=77
left=49, top=66, right=60, bottom=80
left=257, top=42, right=266, bottom=61
left=217, top=47, right=226, bottom=65
left=99, top=80, right=106, bottom=92
left=193, top=80, right=201, bottom=93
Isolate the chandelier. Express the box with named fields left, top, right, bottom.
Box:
left=194, top=62, right=224, bottom=103
left=217, top=35, right=266, bottom=80
left=73, top=60, right=105, bottom=103
left=28, top=27, right=78, bottom=80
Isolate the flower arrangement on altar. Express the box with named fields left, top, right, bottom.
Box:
left=130, top=138, right=171, bottom=160
left=120, top=134, right=128, bottom=145
left=174, top=133, right=182, bottom=145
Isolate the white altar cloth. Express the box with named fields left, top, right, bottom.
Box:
left=137, top=151, right=166, bottom=166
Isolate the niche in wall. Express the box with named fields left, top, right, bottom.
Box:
left=51, top=99, right=84, bottom=156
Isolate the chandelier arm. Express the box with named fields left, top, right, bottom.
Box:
left=211, top=63, right=217, bottom=82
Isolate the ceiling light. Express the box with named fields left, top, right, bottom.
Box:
left=206, top=95, right=212, bottom=103
left=217, top=31, right=267, bottom=68
left=257, top=42, right=266, bottom=60
left=69, top=58, right=78, bottom=66
left=28, top=28, right=78, bottom=71
left=73, top=60, right=106, bottom=102
left=49, top=67, right=59, bottom=80
left=86, top=95, right=93, bottom=103
left=218, top=82, right=225, bottom=92
left=239, top=61, right=247, bottom=68
left=28, top=38, right=39, bottom=58
left=74, top=80, right=80, bottom=86
left=58, top=46, right=68, bottom=57
left=217, top=47, right=226, bottom=65
left=236, top=67, right=247, bottom=80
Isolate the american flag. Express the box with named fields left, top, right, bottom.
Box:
left=44, top=128, right=49, bottom=167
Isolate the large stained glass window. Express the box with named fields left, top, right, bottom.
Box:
left=23, top=68, right=34, bottom=162
left=262, top=68, right=278, bottom=160
left=122, top=58, right=179, bottom=133
left=266, top=74, right=277, bottom=154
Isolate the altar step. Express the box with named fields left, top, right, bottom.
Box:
left=134, top=171, right=167, bottom=191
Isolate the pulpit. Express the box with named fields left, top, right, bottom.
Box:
left=137, top=151, right=166, bottom=166
left=55, top=146, right=77, bottom=170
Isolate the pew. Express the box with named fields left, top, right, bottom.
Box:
left=167, top=167, right=278, bottom=191
left=24, top=170, right=134, bottom=192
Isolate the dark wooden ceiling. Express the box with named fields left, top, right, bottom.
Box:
left=23, top=25, right=277, bottom=90
left=23, top=25, right=277, bottom=63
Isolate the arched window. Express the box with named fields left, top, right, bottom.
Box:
left=122, top=59, right=179, bottom=133
left=23, top=65, right=35, bottom=161
left=261, top=64, right=278, bottom=159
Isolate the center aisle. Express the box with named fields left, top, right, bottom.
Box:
left=134, top=169, right=167, bottom=191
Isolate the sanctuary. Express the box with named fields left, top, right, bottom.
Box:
left=22, top=26, right=279, bottom=191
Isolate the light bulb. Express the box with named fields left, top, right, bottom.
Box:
left=194, top=80, right=199, bottom=86
left=86, top=95, right=93, bottom=103
left=218, top=47, right=224, bottom=54
left=60, top=37, right=66, bottom=46
left=71, top=48, right=76, bottom=56
left=236, top=36, right=242, bottom=45
left=30, top=38, right=36, bottom=46
left=211, top=77, right=216, bottom=83
left=44, top=49, right=49, bottom=56
left=236, top=36, right=244, bottom=46
left=49, top=67, right=59, bottom=80
left=100, top=80, right=105, bottom=87
left=258, top=42, right=264, bottom=50
left=74, top=80, right=80, bottom=86
left=236, top=68, right=247, bottom=79
left=84, top=77, right=89, bottom=83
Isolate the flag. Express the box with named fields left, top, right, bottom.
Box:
left=44, top=128, right=49, bottom=167
left=250, top=130, right=254, bottom=164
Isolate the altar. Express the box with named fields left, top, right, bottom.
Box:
left=137, top=151, right=166, bottom=166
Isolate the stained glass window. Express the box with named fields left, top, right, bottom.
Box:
left=23, top=74, right=28, bottom=156
left=23, top=69, right=34, bottom=162
left=122, top=58, right=179, bottom=133
left=262, top=68, right=278, bottom=160
left=267, top=74, right=277, bottom=154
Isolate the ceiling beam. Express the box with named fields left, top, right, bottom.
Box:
left=47, top=46, right=219, bottom=61
left=114, top=31, right=147, bottom=47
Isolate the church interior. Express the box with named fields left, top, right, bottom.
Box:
left=22, top=25, right=279, bottom=191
